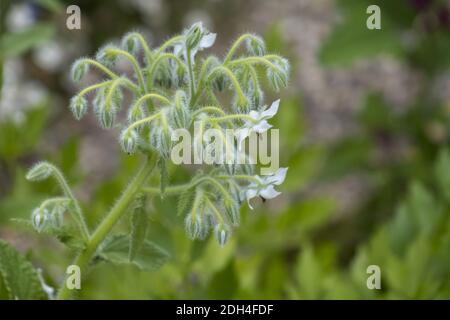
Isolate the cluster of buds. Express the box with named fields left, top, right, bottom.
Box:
left=67, top=23, right=290, bottom=246
left=26, top=162, right=88, bottom=238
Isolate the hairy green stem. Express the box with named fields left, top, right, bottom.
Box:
left=223, top=33, right=255, bottom=64
left=57, top=156, right=156, bottom=300
left=186, top=47, right=196, bottom=99
left=48, top=164, right=90, bottom=240
left=108, top=49, right=147, bottom=92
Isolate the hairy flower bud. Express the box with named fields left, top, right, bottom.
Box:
left=185, top=22, right=203, bottom=51
left=70, top=58, right=90, bottom=82
left=233, top=95, right=250, bottom=114
left=184, top=213, right=203, bottom=239
left=214, top=223, right=231, bottom=247
left=150, top=125, right=173, bottom=159
left=223, top=197, right=240, bottom=226
left=170, top=91, right=191, bottom=129
left=70, top=95, right=88, bottom=120
left=96, top=44, right=118, bottom=67
left=170, top=59, right=186, bottom=87
left=50, top=202, right=67, bottom=229
left=207, top=56, right=228, bottom=91
left=245, top=35, right=266, bottom=56
left=267, top=58, right=290, bottom=91
left=94, top=86, right=121, bottom=129
left=153, top=60, right=173, bottom=89
left=97, top=105, right=117, bottom=129
left=127, top=105, right=147, bottom=129
left=26, top=162, right=53, bottom=181
left=120, top=129, right=139, bottom=154
left=31, top=208, right=49, bottom=233
left=121, top=32, right=140, bottom=55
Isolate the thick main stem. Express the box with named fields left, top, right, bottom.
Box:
left=57, top=156, right=156, bottom=300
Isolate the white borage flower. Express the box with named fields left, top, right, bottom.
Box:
left=174, top=22, right=216, bottom=64
left=244, top=167, right=288, bottom=209
left=236, top=99, right=280, bottom=149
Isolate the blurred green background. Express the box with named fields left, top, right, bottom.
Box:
left=1, top=0, right=450, bottom=299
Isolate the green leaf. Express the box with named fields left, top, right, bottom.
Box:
left=0, top=23, right=55, bottom=59
left=158, top=158, right=168, bottom=197
left=101, top=235, right=170, bottom=271
left=0, top=240, right=47, bottom=300
left=129, top=195, right=149, bottom=261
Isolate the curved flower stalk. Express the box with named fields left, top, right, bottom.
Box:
left=26, top=23, right=290, bottom=299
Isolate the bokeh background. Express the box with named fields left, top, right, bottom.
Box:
left=1, top=0, right=450, bottom=299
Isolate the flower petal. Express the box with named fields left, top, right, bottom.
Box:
left=261, top=99, right=280, bottom=119
left=245, top=188, right=258, bottom=210
left=248, top=110, right=260, bottom=121
left=260, top=185, right=281, bottom=199
left=199, top=33, right=217, bottom=49
left=237, top=127, right=251, bottom=151
left=265, top=167, right=288, bottom=185
left=253, top=120, right=272, bottom=133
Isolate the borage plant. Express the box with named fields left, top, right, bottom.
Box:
left=26, top=23, right=290, bottom=299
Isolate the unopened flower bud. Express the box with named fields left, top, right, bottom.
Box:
left=185, top=22, right=203, bottom=50
left=70, top=95, right=88, bottom=120
left=245, top=35, right=266, bottom=56
left=50, top=203, right=66, bottom=229
left=185, top=213, right=203, bottom=239
left=31, top=208, right=49, bottom=233
left=171, top=91, right=191, bottom=129
left=96, top=44, right=118, bottom=67
left=26, top=162, right=53, bottom=181
left=267, top=58, right=290, bottom=92
left=121, top=32, right=140, bottom=55
left=127, top=105, right=147, bottom=129
left=223, top=198, right=240, bottom=226
left=154, top=61, right=173, bottom=89
left=70, top=58, right=90, bottom=82
left=120, top=129, right=139, bottom=154
left=150, top=125, right=173, bottom=159
left=97, top=105, right=117, bottom=129
left=95, top=86, right=121, bottom=129
left=234, top=96, right=250, bottom=114
left=214, top=223, right=231, bottom=247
